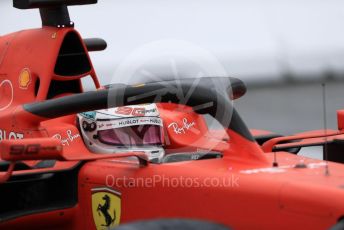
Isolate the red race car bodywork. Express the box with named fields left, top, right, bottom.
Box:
left=1, top=1, right=344, bottom=230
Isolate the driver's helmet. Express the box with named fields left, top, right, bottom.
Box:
left=77, top=103, right=165, bottom=162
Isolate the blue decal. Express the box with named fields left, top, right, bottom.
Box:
left=80, top=111, right=96, bottom=120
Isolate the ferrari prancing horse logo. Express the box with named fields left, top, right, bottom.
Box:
left=91, top=188, right=121, bottom=230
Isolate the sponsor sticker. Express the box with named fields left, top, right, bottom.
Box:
left=97, top=117, right=162, bottom=130
left=52, top=129, right=80, bottom=146
left=168, top=118, right=196, bottom=135
left=19, top=68, right=31, bottom=89
left=92, top=187, right=121, bottom=230
left=0, top=129, right=24, bottom=140
left=80, top=111, right=97, bottom=120
left=97, top=104, right=159, bottom=119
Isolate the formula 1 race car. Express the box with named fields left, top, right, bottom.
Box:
left=1, top=1, right=344, bottom=230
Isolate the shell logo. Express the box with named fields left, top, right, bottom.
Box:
left=19, top=68, right=32, bottom=89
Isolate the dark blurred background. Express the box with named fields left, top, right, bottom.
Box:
left=1, top=0, right=344, bottom=134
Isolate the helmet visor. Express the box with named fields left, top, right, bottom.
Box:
left=98, top=125, right=163, bottom=146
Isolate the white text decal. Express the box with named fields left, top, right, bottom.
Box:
left=52, top=130, right=80, bottom=146
left=168, top=118, right=196, bottom=135
left=0, top=129, right=24, bottom=140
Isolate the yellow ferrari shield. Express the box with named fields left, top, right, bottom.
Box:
left=91, top=188, right=121, bottom=230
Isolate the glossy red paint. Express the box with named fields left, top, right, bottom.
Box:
left=337, top=110, right=344, bottom=130
left=1, top=2, right=344, bottom=230
left=262, top=129, right=342, bottom=152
